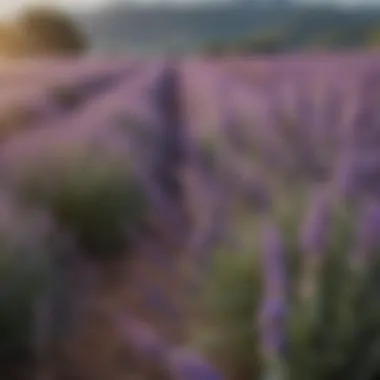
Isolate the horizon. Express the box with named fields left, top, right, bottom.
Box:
left=1, top=0, right=380, bottom=19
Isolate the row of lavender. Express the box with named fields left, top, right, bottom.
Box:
left=188, top=56, right=380, bottom=380
left=2, top=54, right=380, bottom=380
left=0, top=60, right=224, bottom=380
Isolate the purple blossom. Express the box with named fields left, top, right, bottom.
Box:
left=218, top=76, right=247, bottom=153
left=300, top=188, right=333, bottom=260
left=260, top=220, right=287, bottom=295
left=5, top=56, right=380, bottom=380
left=333, top=148, right=359, bottom=200
left=258, top=297, right=287, bottom=357
left=351, top=198, right=380, bottom=267
left=120, top=317, right=224, bottom=379
left=147, top=64, right=191, bottom=223
left=259, top=220, right=287, bottom=361
left=166, top=347, right=224, bottom=380
left=120, top=316, right=168, bottom=360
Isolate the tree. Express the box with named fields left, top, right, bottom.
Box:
left=16, top=7, right=87, bottom=56
left=0, top=22, right=33, bottom=58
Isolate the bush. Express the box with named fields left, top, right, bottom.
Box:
left=194, top=189, right=380, bottom=380
left=192, top=243, right=262, bottom=380
left=8, top=138, right=148, bottom=261
left=0, top=24, right=26, bottom=57
left=0, top=197, right=52, bottom=374
left=15, top=7, right=87, bottom=56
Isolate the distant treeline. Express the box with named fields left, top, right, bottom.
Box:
left=70, top=4, right=380, bottom=54
left=0, top=7, right=87, bottom=58
left=1, top=4, right=379, bottom=56
left=203, top=8, right=380, bottom=55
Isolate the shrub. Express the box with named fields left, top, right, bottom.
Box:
left=16, top=7, right=87, bottom=56
left=8, top=138, right=148, bottom=261
left=0, top=197, right=52, bottom=375
left=191, top=217, right=263, bottom=380
left=0, top=24, right=26, bottom=57
left=194, top=188, right=380, bottom=380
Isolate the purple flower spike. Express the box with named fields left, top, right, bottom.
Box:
left=258, top=297, right=287, bottom=357
left=300, top=188, right=333, bottom=260
left=352, top=197, right=380, bottom=267
left=260, top=220, right=287, bottom=295
left=149, top=64, right=189, bottom=209
left=259, top=220, right=287, bottom=362
left=166, top=347, right=224, bottom=380
left=334, top=149, right=358, bottom=200
left=121, top=316, right=168, bottom=360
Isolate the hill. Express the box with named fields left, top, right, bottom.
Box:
left=73, top=4, right=380, bottom=54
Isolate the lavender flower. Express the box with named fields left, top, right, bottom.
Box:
left=300, top=188, right=333, bottom=261
left=120, top=316, right=224, bottom=379
left=0, top=193, right=53, bottom=368
left=258, top=297, right=287, bottom=359
left=333, top=148, right=359, bottom=201
left=120, top=316, right=168, bottom=360
left=166, top=347, right=223, bottom=380
left=218, top=76, right=247, bottom=154
left=350, top=197, right=380, bottom=270
left=260, top=220, right=287, bottom=296
left=147, top=64, right=192, bottom=246
left=258, top=220, right=287, bottom=373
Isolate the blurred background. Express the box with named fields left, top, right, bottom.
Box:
left=3, top=1, right=380, bottom=380
left=1, top=0, right=380, bottom=56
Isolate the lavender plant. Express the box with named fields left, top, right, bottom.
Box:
left=2, top=57, right=380, bottom=380
left=193, top=63, right=380, bottom=378
left=193, top=187, right=380, bottom=380
left=6, top=137, right=148, bottom=261
left=192, top=244, right=262, bottom=380
left=0, top=195, right=53, bottom=377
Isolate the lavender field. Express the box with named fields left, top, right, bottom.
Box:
left=2, top=53, right=380, bottom=380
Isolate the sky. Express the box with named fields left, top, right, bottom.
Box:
left=0, top=0, right=113, bottom=18
left=0, top=0, right=379, bottom=19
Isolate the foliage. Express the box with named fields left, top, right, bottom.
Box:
left=0, top=7, right=87, bottom=57
left=192, top=240, right=262, bottom=380
left=71, top=3, right=380, bottom=54
left=193, top=187, right=380, bottom=380
left=3, top=54, right=380, bottom=380
left=0, top=197, right=52, bottom=366
left=202, top=11, right=380, bottom=55
left=17, top=7, right=87, bottom=56
left=0, top=24, right=26, bottom=57
left=9, top=140, right=148, bottom=261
